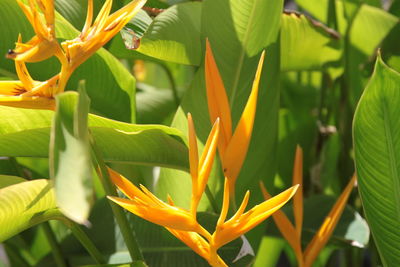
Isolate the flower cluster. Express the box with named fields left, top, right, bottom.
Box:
left=0, top=0, right=146, bottom=109
left=108, top=41, right=299, bottom=266
left=260, top=147, right=357, bottom=267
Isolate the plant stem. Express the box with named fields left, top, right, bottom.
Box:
left=89, top=134, right=145, bottom=262
left=68, top=223, right=105, bottom=264
left=41, top=223, right=68, bottom=267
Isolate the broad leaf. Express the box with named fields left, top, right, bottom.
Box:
left=0, top=105, right=188, bottom=170
left=110, top=2, right=202, bottom=65
left=353, top=56, right=400, bottom=265
left=0, top=179, right=63, bottom=242
left=281, top=12, right=341, bottom=71
left=0, top=175, right=25, bottom=188
left=50, top=89, right=93, bottom=224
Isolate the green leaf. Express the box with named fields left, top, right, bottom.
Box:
left=50, top=87, right=93, bottom=224
left=347, top=4, right=398, bottom=104
left=0, top=175, right=25, bottom=188
left=0, top=0, right=137, bottom=122
left=111, top=2, right=202, bottom=65
left=353, top=55, right=400, bottom=265
left=0, top=105, right=188, bottom=170
left=0, top=179, right=64, bottom=242
left=281, top=12, right=342, bottom=71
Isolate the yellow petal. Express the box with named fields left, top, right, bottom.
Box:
left=222, top=50, right=265, bottom=194
left=292, top=145, right=303, bottom=240
left=198, top=118, right=220, bottom=195
left=303, top=175, right=357, bottom=267
left=108, top=168, right=153, bottom=204
left=7, top=35, right=58, bottom=63
left=81, top=0, right=94, bottom=37
left=205, top=39, right=232, bottom=154
left=0, top=95, right=55, bottom=110
left=15, top=61, right=35, bottom=91
left=260, top=181, right=303, bottom=264
left=213, top=184, right=298, bottom=249
left=0, top=81, right=28, bottom=96
left=107, top=196, right=198, bottom=232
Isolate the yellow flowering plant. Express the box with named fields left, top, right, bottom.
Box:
left=0, top=0, right=373, bottom=266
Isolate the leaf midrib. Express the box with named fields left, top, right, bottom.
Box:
left=229, top=0, right=259, bottom=109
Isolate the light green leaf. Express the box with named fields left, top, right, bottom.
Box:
left=50, top=88, right=93, bottom=224
left=0, top=105, right=188, bottom=170
left=128, top=2, right=202, bottom=65
left=0, top=179, right=63, bottom=242
left=353, top=55, right=400, bottom=265
left=0, top=175, right=25, bottom=189
left=281, top=12, right=342, bottom=71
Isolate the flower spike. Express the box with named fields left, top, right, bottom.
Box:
left=205, top=40, right=266, bottom=196
left=304, top=174, right=357, bottom=266
left=8, top=0, right=59, bottom=62
left=260, top=147, right=357, bottom=267
left=212, top=185, right=298, bottom=249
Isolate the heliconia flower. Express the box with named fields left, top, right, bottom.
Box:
left=260, top=146, right=357, bottom=267
left=211, top=179, right=298, bottom=254
left=0, top=60, right=57, bottom=109
left=205, top=39, right=265, bottom=197
left=58, top=0, right=146, bottom=92
left=7, top=0, right=60, bottom=63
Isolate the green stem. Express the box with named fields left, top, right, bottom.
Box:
left=41, top=223, right=68, bottom=267
left=68, top=223, right=105, bottom=264
left=205, top=185, right=219, bottom=213
left=89, top=134, right=145, bottom=262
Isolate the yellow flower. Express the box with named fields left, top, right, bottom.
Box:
left=59, top=0, right=146, bottom=92
left=7, top=0, right=61, bottom=63
left=0, top=60, right=57, bottom=109
left=107, top=168, right=208, bottom=236
left=1, top=0, right=146, bottom=109
left=260, top=146, right=357, bottom=267
left=210, top=178, right=298, bottom=263
left=205, top=39, right=265, bottom=198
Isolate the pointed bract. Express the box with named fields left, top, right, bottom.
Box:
left=304, top=175, right=357, bottom=267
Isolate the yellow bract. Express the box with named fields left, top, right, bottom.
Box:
left=260, top=146, right=357, bottom=267
left=109, top=111, right=298, bottom=266
left=0, top=0, right=146, bottom=109
left=205, top=39, right=265, bottom=199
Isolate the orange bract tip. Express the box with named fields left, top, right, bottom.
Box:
left=222, top=50, right=265, bottom=187
left=304, top=175, right=357, bottom=266
left=205, top=39, right=232, bottom=154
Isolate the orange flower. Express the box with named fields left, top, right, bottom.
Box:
left=260, top=146, right=357, bottom=267
left=205, top=39, right=265, bottom=198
